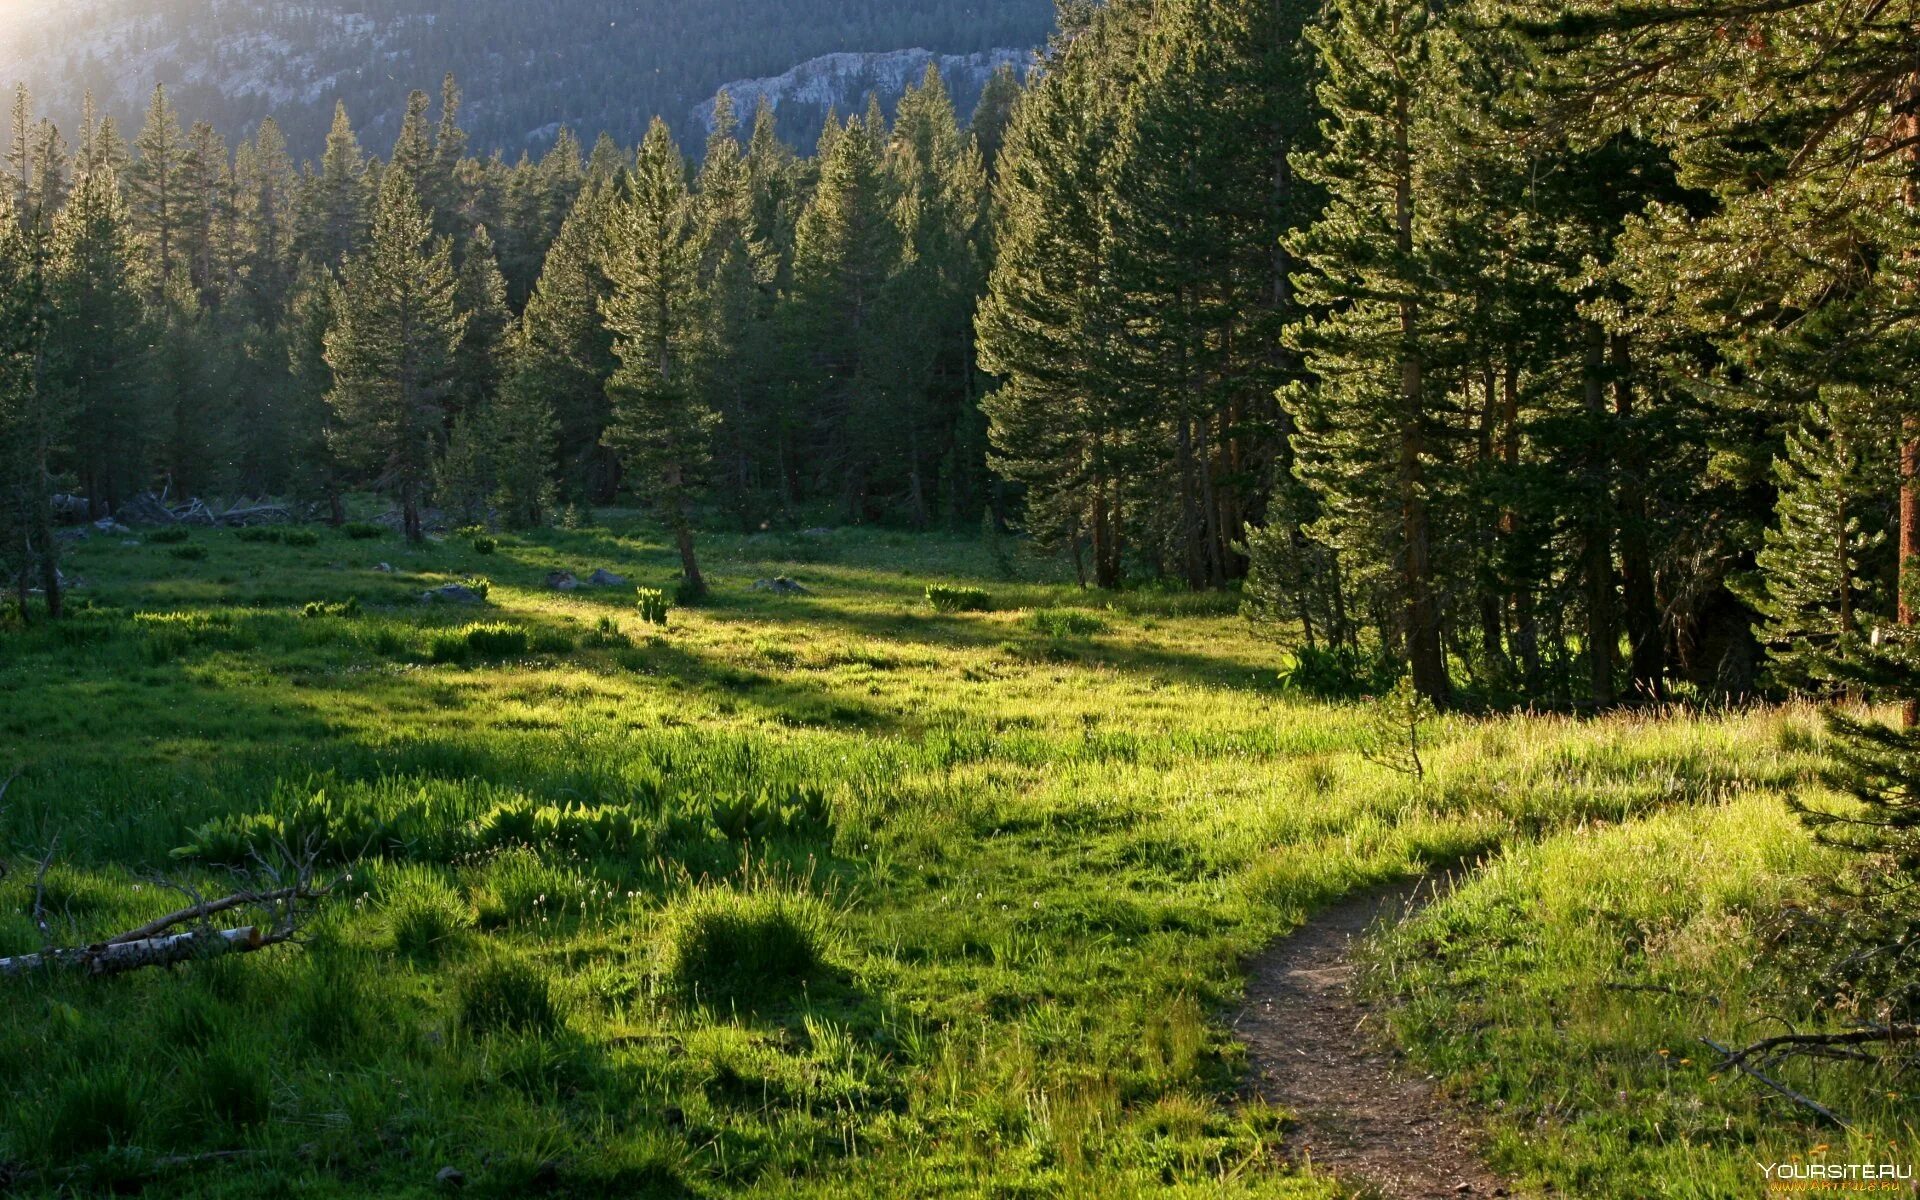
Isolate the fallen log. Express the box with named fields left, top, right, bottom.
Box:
left=0, top=925, right=284, bottom=978
left=214, top=504, right=292, bottom=527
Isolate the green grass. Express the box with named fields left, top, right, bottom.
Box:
left=0, top=516, right=1890, bottom=1196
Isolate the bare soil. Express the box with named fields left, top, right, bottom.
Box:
left=1236, top=879, right=1513, bottom=1199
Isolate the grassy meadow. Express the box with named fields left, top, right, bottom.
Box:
left=0, top=516, right=1898, bottom=1196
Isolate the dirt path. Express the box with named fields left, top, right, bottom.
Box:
left=1235, top=878, right=1512, bottom=1199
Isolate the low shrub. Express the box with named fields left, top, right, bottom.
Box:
left=281, top=527, right=320, bottom=547
left=234, top=526, right=281, bottom=543
left=147, top=526, right=191, bottom=544
left=926, top=585, right=991, bottom=613
left=168, top=544, right=209, bottom=562
left=472, top=535, right=497, bottom=556
left=342, top=522, right=386, bottom=540
left=659, top=885, right=830, bottom=1008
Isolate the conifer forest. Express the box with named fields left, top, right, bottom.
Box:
left=3, top=3, right=1920, bottom=1197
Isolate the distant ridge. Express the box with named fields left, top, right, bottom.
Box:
left=696, top=47, right=1034, bottom=137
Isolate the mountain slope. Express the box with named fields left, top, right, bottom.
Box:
left=0, top=0, right=1054, bottom=157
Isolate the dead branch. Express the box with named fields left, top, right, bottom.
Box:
left=30, top=836, right=56, bottom=950
left=1712, top=1025, right=1920, bottom=1070
left=105, top=884, right=323, bottom=946
left=0, top=844, right=328, bottom=979
left=1701, top=1037, right=1852, bottom=1129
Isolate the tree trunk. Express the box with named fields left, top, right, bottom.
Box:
left=1612, top=334, right=1663, bottom=702
left=1904, top=421, right=1920, bottom=726
left=676, top=522, right=706, bottom=599
left=402, top=482, right=423, bottom=544
left=1901, top=68, right=1920, bottom=728
left=1393, top=85, right=1448, bottom=705
left=1583, top=323, right=1616, bottom=707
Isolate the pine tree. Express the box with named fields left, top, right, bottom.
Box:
left=428, top=74, right=469, bottom=234
left=510, top=180, right=618, bottom=501
left=977, top=8, right=1138, bottom=587
left=787, top=110, right=899, bottom=514
left=453, top=225, right=511, bottom=418
left=235, top=119, right=296, bottom=320
left=1740, top=393, right=1891, bottom=691
left=45, top=165, right=153, bottom=518
left=27, top=119, right=68, bottom=223
left=128, top=85, right=199, bottom=293
left=490, top=335, right=560, bottom=530
left=1286, top=0, right=1455, bottom=704
left=287, top=263, right=346, bottom=523
left=0, top=196, right=56, bottom=619
left=299, top=102, right=370, bottom=268
left=969, top=65, right=1022, bottom=181
left=603, top=119, right=716, bottom=595
left=324, top=171, right=466, bottom=543
left=694, top=93, right=762, bottom=523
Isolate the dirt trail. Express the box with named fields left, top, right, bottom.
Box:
left=1235, top=878, right=1512, bottom=1199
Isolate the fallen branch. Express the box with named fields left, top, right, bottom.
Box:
left=106, top=884, right=322, bottom=945
left=1713, top=1025, right=1920, bottom=1070
left=0, top=844, right=328, bottom=979
left=1700, top=1037, right=1852, bottom=1129
left=0, top=925, right=285, bottom=978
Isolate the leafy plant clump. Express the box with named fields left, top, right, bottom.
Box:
left=147, top=526, right=191, bottom=544
left=168, top=544, right=209, bottom=562
left=927, top=585, right=991, bottom=613
left=342, top=522, right=386, bottom=540
left=1279, top=644, right=1400, bottom=700
left=636, top=587, right=672, bottom=626
left=302, top=597, right=361, bottom=619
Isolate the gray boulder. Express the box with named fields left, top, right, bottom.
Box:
left=420, top=583, right=485, bottom=605
left=753, top=576, right=812, bottom=596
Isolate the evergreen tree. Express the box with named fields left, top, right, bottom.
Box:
left=324, top=171, right=466, bottom=542
left=287, top=263, right=346, bottom=522
left=45, top=164, right=153, bottom=518
left=0, top=196, right=57, bottom=619
left=787, top=110, right=899, bottom=515
left=694, top=93, right=762, bottom=524
left=452, top=224, right=511, bottom=418
left=299, top=102, right=370, bottom=268
left=1742, top=393, right=1891, bottom=691
left=128, top=85, right=199, bottom=292
left=510, top=180, right=618, bottom=501
left=490, top=334, right=560, bottom=530
left=978, top=6, right=1139, bottom=587
left=970, top=64, right=1022, bottom=181
left=602, top=119, right=716, bottom=595
left=1286, top=0, right=1455, bottom=704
